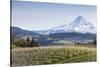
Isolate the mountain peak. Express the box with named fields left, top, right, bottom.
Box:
left=67, top=16, right=96, bottom=33
left=36, top=16, right=96, bottom=34
left=77, top=16, right=83, bottom=19
left=72, top=16, right=85, bottom=24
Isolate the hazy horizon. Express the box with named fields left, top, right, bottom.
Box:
left=12, top=0, right=97, bottom=30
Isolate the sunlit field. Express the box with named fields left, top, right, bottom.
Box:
left=11, top=45, right=96, bottom=66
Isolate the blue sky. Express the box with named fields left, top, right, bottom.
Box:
left=12, top=0, right=97, bottom=30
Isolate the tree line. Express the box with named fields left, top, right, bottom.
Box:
left=11, top=35, right=39, bottom=48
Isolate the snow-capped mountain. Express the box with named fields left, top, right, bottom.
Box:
left=65, top=16, right=96, bottom=33
left=37, top=16, right=96, bottom=34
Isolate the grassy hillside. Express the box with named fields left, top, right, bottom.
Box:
left=11, top=46, right=96, bottom=66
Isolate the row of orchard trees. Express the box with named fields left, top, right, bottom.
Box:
left=11, top=35, right=39, bottom=48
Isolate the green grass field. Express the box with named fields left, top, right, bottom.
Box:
left=11, top=45, right=96, bottom=66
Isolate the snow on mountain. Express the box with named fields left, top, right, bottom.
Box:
left=37, top=16, right=96, bottom=34
left=65, top=16, right=96, bottom=33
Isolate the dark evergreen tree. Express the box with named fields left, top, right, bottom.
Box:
left=27, top=37, right=30, bottom=42
left=30, top=37, right=38, bottom=47
left=30, top=37, right=35, bottom=47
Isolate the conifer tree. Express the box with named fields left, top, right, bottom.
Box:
left=27, top=37, right=30, bottom=42
left=30, top=37, right=38, bottom=47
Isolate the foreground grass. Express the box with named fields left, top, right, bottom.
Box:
left=11, top=46, right=96, bottom=66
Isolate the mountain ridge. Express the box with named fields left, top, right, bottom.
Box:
left=37, top=16, right=96, bottom=35
left=10, top=26, right=41, bottom=36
